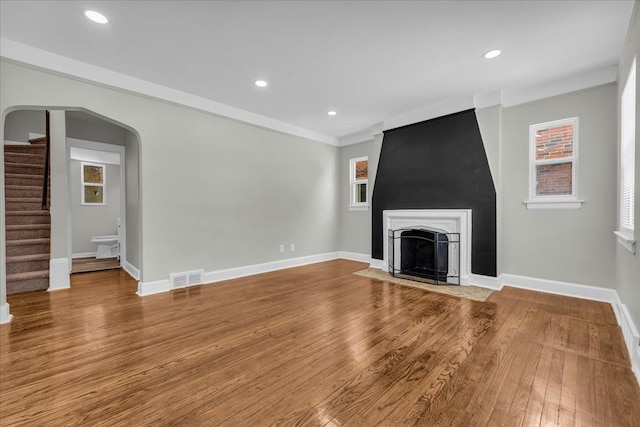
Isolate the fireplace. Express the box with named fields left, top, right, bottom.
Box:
left=389, top=227, right=460, bottom=285
left=382, top=209, right=471, bottom=285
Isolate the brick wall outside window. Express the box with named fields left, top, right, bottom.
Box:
left=536, top=162, right=572, bottom=196
left=535, top=123, right=574, bottom=196
left=536, top=124, right=573, bottom=160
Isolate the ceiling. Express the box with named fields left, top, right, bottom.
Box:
left=0, top=1, right=635, bottom=144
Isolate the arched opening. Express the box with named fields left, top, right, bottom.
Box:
left=2, top=107, right=142, bottom=301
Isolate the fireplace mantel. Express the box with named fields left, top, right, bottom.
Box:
left=380, top=209, right=472, bottom=285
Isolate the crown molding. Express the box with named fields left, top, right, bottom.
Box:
left=0, top=38, right=339, bottom=146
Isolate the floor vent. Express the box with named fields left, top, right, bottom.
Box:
left=169, top=269, right=204, bottom=289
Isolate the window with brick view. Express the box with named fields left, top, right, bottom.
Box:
left=535, top=124, right=574, bottom=195
left=527, top=117, right=581, bottom=209
left=349, top=157, right=369, bottom=210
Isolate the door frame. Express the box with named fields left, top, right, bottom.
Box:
left=66, top=138, right=126, bottom=273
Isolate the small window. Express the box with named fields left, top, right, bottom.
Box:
left=81, top=162, right=106, bottom=205
left=349, top=156, right=368, bottom=210
left=615, top=57, right=636, bottom=254
left=526, top=117, right=583, bottom=210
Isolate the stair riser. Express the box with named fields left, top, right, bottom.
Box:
left=7, top=277, right=49, bottom=295
left=5, top=215, right=50, bottom=226
left=6, top=201, right=43, bottom=211
left=6, top=228, right=51, bottom=240
left=7, top=259, right=50, bottom=275
left=7, top=244, right=50, bottom=257
left=5, top=188, right=43, bottom=198
left=4, top=153, right=46, bottom=165
left=5, top=164, right=45, bottom=175
left=4, top=146, right=46, bottom=154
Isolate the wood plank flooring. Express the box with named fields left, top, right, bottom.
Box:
left=1, top=259, right=638, bottom=426
left=71, top=257, right=121, bottom=274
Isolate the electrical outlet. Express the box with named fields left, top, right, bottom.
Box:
left=290, top=243, right=295, bottom=251
left=279, top=244, right=285, bottom=253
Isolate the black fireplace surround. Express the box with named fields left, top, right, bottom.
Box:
left=371, top=109, right=497, bottom=277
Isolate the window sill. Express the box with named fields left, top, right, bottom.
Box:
left=524, top=199, right=584, bottom=210
left=614, top=230, right=636, bottom=254
left=348, top=204, right=369, bottom=212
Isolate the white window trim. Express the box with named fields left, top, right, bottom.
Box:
left=81, top=161, right=107, bottom=206
left=349, top=156, right=369, bottom=211
left=615, top=57, right=636, bottom=254
left=525, top=117, right=584, bottom=210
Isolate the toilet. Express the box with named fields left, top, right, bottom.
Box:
left=91, top=235, right=120, bottom=259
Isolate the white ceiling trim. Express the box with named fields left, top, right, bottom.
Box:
left=0, top=38, right=339, bottom=146
left=339, top=65, right=618, bottom=147
left=500, top=65, right=618, bottom=107
left=1, top=38, right=619, bottom=150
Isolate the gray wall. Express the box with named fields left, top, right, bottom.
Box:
left=476, top=105, right=503, bottom=275
left=70, top=161, right=121, bottom=255
left=66, top=112, right=127, bottom=145
left=338, top=134, right=382, bottom=255
left=0, top=59, right=340, bottom=285
left=50, top=111, right=68, bottom=259
left=125, top=129, right=141, bottom=270
left=615, top=3, right=640, bottom=331
left=3, top=109, right=45, bottom=142
left=500, top=83, right=617, bottom=287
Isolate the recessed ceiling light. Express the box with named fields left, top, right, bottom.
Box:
left=483, top=49, right=501, bottom=59
left=84, top=10, right=108, bottom=24
left=254, top=80, right=268, bottom=87
left=328, top=111, right=337, bottom=116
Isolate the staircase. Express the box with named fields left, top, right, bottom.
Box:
left=4, top=138, right=51, bottom=294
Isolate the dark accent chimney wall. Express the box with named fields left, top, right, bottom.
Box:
left=371, top=109, right=497, bottom=277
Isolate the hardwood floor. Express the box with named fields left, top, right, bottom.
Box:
left=71, top=257, right=121, bottom=274
left=1, top=259, right=638, bottom=426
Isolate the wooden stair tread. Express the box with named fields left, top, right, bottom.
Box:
left=5, top=185, right=43, bottom=190
left=6, top=197, right=42, bottom=202
left=7, top=270, right=50, bottom=281
left=5, top=172, right=46, bottom=179
left=6, top=254, right=50, bottom=263
left=5, top=210, right=50, bottom=216
left=6, top=238, right=50, bottom=246
left=5, top=162, right=44, bottom=168
left=28, top=137, right=47, bottom=144
left=4, top=144, right=45, bottom=150
left=6, top=224, right=51, bottom=230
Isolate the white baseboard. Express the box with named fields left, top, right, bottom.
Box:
left=123, top=260, right=140, bottom=281
left=617, top=301, right=640, bottom=384
left=72, top=252, right=97, bottom=259
left=0, top=302, right=12, bottom=324
left=469, top=273, right=502, bottom=290
left=369, top=258, right=386, bottom=270
left=137, top=252, right=340, bottom=297
left=49, top=258, right=70, bottom=291
left=500, top=273, right=618, bottom=305
left=337, top=251, right=372, bottom=263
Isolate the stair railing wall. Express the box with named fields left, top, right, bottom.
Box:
left=42, top=110, right=50, bottom=210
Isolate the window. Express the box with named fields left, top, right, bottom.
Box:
left=615, top=57, right=636, bottom=254
left=81, top=162, right=106, bottom=205
left=349, top=156, right=368, bottom=210
left=525, top=117, right=583, bottom=210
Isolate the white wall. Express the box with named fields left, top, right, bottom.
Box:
left=500, top=83, right=617, bottom=288
left=70, top=161, right=121, bottom=255
left=0, top=60, right=340, bottom=290
left=615, top=3, right=640, bottom=331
